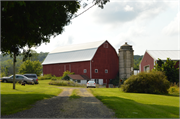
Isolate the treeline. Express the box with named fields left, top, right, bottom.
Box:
left=134, top=55, right=143, bottom=70
left=0, top=52, right=143, bottom=77
left=0, top=50, right=48, bottom=77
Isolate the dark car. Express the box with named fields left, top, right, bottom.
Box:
left=23, top=74, right=39, bottom=84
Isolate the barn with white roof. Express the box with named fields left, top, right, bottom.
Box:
left=42, top=40, right=119, bottom=85
left=140, top=50, right=180, bottom=72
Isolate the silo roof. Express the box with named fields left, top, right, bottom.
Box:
left=147, top=50, right=180, bottom=60
left=42, top=40, right=106, bottom=65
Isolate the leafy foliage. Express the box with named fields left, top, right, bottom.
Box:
left=1, top=1, right=80, bottom=58
left=121, top=71, right=170, bottom=94
left=134, top=55, right=143, bottom=70
left=62, top=70, right=75, bottom=80
left=153, top=58, right=179, bottom=83
left=109, top=72, right=119, bottom=86
left=18, top=60, right=42, bottom=76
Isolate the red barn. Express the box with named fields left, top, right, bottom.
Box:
left=42, top=40, right=119, bottom=85
left=140, top=50, right=180, bottom=72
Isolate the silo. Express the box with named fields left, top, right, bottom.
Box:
left=119, top=42, right=134, bottom=81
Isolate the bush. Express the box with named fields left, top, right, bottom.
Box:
left=121, top=71, right=170, bottom=94
left=49, top=80, right=86, bottom=87
left=168, top=85, right=179, bottom=95
left=38, top=74, right=53, bottom=80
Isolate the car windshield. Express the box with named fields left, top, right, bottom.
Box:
left=88, top=81, right=95, bottom=83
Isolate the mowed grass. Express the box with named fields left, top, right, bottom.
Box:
left=69, top=89, right=81, bottom=99
left=1, top=80, right=63, bottom=116
left=89, top=88, right=179, bottom=118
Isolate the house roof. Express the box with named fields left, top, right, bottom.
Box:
left=42, top=40, right=106, bottom=65
left=147, top=50, right=180, bottom=60
left=68, top=74, right=90, bottom=80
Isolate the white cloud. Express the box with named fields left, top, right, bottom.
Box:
left=162, top=12, right=179, bottom=36
left=124, top=5, right=134, bottom=11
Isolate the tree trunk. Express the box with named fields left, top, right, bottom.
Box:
left=13, top=53, right=16, bottom=89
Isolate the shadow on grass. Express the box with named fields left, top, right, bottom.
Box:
left=1, top=94, right=56, bottom=116
left=94, top=96, right=179, bottom=118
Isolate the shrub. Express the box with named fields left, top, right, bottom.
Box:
left=168, top=85, right=179, bottom=95
left=49, top=80, right=86, bottom=87
left=38, top=74, right=52, bottom=80
left=121, top=71, right=170, bottom=94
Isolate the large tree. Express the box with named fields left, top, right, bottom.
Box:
left=1, top=1, right=109, bottom=89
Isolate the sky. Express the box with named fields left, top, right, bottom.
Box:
left=32, top=0, right=179, bottom=55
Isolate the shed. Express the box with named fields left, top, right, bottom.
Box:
left=42, top=40, right=119, bottom=85
left=140, top=50, right=180, bottom=72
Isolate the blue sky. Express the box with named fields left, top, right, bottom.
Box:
left=32, top=0, right=179, bottom=55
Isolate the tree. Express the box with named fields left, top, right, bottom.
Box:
left=19, top=60, right=42, bottom=76
left=1, top=1, right=109, bottom=89
left=153, top=58, right=179, bottom=83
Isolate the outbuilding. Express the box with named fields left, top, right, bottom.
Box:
left=42, top=40, right=119, bottom=85
left=140, top=50, right=180, bottom=72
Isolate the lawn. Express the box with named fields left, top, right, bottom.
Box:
left=89, top=88, right=179, bottom=118
left=1, top=80, right=63, bottom=116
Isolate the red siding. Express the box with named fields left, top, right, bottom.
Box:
left=175, top=61, right=179, bottom=68
left=43, top=41, right=119, bottom=84
left=91, top=41, right=119, bottom=83
left=43, top=61, right=90, bottom=77
left=140, top=51, right=154, bottom=72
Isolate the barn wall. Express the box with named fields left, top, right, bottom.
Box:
left=91, top=41, right=119, bottom=83
left=43, top=61, right=90, bottom=77
left=175, top=61, right=179, bottom=68
left=140, top=51, right=154, bottom=72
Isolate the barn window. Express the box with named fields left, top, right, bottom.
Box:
left=77, top=80, right=81, bottom=83
left=105, top=69, right=108, bottom=73
left=95, top=69, right=98, bottom=73
left=103, top=43, right=108, bottom=48
left=84, top=69, right=87, bottom=73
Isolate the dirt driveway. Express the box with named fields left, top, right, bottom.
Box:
left=2, top=87, right=115, bottom=118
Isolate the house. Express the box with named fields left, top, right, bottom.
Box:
left=42, top=40, right=119, bottom=85
left=140, top=50, right=180, bottom=72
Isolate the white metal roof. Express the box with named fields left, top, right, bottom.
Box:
left=42, top=40, right=106, bottom=65
left=147, top=50, right=180, bottom=60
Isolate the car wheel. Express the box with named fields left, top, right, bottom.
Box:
left=3, top=79, right=8, bottom=83
left=87, top=87, right=88, bottom=88
left=24, top=81, right=27, bottom=84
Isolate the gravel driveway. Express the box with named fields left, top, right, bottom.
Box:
left=1, top=87, right=115, bottom=118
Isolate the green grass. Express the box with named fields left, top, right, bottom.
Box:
left=1, top=80, right=63, bottom=116
left=69, top=89, right=81, bottom=99
left=89, top=88, right=179, bottom=118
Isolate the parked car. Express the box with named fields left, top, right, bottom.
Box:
left=1, top=74, right=34, bottom=84
left=87, top=81, right=96, bottom=88
left=23, top=74, right=39, bottom=84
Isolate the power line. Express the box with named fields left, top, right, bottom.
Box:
left=71, top=3, right=96, bottom=20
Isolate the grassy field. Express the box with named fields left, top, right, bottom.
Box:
left=89, top=88, right=179, bottom=118
left=1, top=80, right=63, bottom=116
left=69, top=89, right=81, bottom=99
